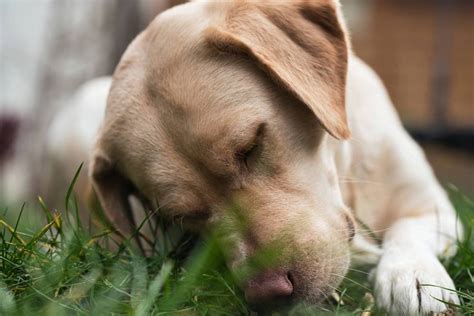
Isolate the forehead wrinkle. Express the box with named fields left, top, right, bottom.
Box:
left=152, top=57, right=263, bottom=114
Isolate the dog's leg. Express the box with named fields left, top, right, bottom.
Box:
left=346, top=57, right=462, bottom=314
left=374, top=214, right=461, bottom=315
left=371, top=134, right=462, bottom=315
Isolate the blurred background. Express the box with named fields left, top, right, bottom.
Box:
left=0, top=0, right=473, bottom=212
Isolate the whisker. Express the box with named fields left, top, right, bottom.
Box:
left=347, top=267, right=371, bottom=275
left=329, top=272, right=372, bottom=291
left=338, top=178, right=386, bottom=185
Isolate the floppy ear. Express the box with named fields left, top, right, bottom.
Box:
left=206, top=0, right=350, bottom=139
left=89, top=149, right=138, bottom=238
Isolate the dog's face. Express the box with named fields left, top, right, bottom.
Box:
left=91, top=0, right=355, bottom=307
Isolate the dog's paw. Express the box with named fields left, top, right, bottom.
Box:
left=373, top=248, right=459, bottom=315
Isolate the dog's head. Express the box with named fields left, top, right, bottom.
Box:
left=90, top=0, right=354, bottom=307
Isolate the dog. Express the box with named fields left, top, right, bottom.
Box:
left=67, top=0, right=462, bottom=313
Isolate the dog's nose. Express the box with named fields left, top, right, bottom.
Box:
left=244, top=271, right=293, bottom=304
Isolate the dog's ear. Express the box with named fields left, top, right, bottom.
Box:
left=206, top=0, right=350, bottom=139
left=89, top=149, right=138, bottom=237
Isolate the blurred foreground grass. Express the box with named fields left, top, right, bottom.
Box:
left=0, top=171, right=473, bottom=315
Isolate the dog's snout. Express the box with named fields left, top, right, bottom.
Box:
left=244, top=271, right=293, bottom=304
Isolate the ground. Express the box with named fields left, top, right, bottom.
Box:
left=0, top=169, right=473, bottom=315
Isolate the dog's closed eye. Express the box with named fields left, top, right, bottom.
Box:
left=236, top=143, right=258, bottom=169
left=235, top=123, right=266, bottom=170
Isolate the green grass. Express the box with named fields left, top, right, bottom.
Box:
left=1, top=176, right=473, bottom=315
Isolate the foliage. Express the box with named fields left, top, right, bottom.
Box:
left=0, top=173, right=473, bottom=315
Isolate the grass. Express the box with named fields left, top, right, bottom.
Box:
left=0, top=172, right=473, bottom=315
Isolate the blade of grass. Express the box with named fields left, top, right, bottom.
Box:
left=134, top=260, right=174, bottom=316
left=65, top=163, right=83, bottom=213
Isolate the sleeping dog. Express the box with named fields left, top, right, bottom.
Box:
left=61, top=0, right=461, bottom=314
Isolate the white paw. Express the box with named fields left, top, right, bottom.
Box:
left=373, top=248, right=459, bottom=315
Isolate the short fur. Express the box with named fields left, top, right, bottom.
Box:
left=87, top=0, right=461, bottom=313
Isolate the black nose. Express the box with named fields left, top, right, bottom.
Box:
left=244, top=271, right=293, bottom=304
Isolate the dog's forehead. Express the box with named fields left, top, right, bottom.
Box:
left=108, top=4, right=265, bottom=132
left=103, top=3, right=276, bottom=189
left=144, top=3, right=270, bottom=112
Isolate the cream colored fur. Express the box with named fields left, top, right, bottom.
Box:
left=49, top=1, right=461, bottom=314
